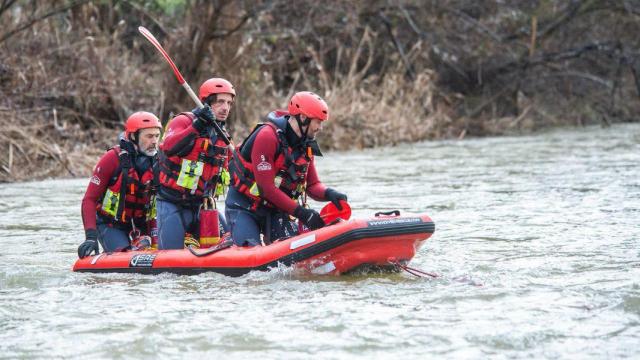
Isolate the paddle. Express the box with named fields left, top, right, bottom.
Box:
left=320, top=200, right=352, bottom=224
left=137, top=26, right=233, bottom=148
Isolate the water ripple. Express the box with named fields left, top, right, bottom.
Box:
left=1, top=124, right=640, bottom=358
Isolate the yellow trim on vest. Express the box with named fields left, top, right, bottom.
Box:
left=248, top=176, right=284, bottom=197
left=147, top=196, right=157, bottom=221
left=101, top=189, right=120, bottom=217
left=176, top=159, right=204, bottom=190
left=296, top=182, right=306, bottom=194
left=214, top=168, right=231, bottom=197
left=249, top=182, right=260, bottom=196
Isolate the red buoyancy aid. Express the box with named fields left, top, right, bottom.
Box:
left=97, top=146, right=155, bottom=225
left=229, top=114, right=314, bottom=211
left=158, top=113, right=229, bottom=202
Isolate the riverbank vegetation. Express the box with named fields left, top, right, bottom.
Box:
left=1, top=0, right=638, bottom=182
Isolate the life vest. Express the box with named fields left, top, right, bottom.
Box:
left=158, top=113, right=229, bottom=203
left=97, top=144, right=156, bottom=226
left=229, top=113, right=319, bottom=211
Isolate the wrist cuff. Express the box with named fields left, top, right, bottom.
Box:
left=85, top=229, right=98, bottom=241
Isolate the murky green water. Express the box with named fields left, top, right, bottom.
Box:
left=1, top=124, right=639, bottom=359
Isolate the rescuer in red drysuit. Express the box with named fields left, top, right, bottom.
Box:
left=155, top=78, right=235, bottom=249
left=226, top=91, right=348, bottom=246
left=78, top=112, right=162, bottom=258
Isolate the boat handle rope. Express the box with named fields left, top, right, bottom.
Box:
left=375, top=210, right=400, bottom=217
left=188, top=239, right=233, bottom=257
left=388, top=259, right=439, bottom=278
left=325, top=217, right=347, bottom=226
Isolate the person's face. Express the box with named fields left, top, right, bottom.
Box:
left=303, top=117, right=324, bottom=139
left=137, top=127, right=161, bottom=156
left=210, top=93, right=234, bottom=121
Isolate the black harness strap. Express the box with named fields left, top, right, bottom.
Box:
left=116, top=148, right=132, bottom=223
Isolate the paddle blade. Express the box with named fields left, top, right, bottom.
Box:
left=320, top=200, right=351, bottom=223
left=138, top=26, right=185, bottom=85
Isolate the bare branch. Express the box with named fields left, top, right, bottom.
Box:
left=630, top=61, right=640, bottom=99
left=0, top=0, right=19, bottom=19
left=121, top=0, right=169, bottom=37
left=378, top=9, right=416, bottom=80
left=0, top=0, right=94, bottom=44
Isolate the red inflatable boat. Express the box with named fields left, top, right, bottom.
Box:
left=73, top=211, right=435, bottom=276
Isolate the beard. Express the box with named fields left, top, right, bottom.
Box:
left=139, top=148, right=157, bottom=157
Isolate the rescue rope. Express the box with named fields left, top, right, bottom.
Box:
left=388, top=259, right=439, bottom=278
left=187, top=239, right=233, bottom=257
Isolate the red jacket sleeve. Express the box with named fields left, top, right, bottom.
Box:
left=305, top=159, right=327, bottom=201
left=160, top=114, right=199, bottom=153
left=250, top=127, right=300, bottom=214
left=81, top=150, right=119, bottom=231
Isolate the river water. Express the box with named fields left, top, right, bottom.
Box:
left=1, top=123, right=639, bottom=359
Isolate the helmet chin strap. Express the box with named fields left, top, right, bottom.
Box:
left=128, top=132, right=143, bottom=155
left=127, top=133, right=138, bottom=151
left=294, top=114, right=311, bottom=140
left=127, top=132, right=137, bottom=144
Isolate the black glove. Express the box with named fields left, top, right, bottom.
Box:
left=192, top=105, right=216, bottom=132
left=294, top=205, right=325, bottom=230
left=324, top=188, right=348, bottom=210
left=78, top=229, right=100, bottom=258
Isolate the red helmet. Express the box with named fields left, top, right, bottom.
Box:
left=288, top=91, right=329, bottom=121
left=199, top=78, right=235, bottom=100
left=124, top=112, right=161, bottom=137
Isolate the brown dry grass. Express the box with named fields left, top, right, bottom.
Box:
left=1, top=1, right=638, bottom=183
left=0, top=110, right=109, bottom=182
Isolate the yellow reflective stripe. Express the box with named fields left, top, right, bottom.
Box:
left=176, top=159, right=204, bottom=190
left=101, top=189, right=120, bottom=217
left=249, top=182, right=260, bottom=196
left=214, top=183, right=225, bottom=197
left=249, top=176, right=283, bottom=197
left=214, top=168, right=231, bottom=197
left=221, top=168, right=230, bottom=186
left=147, top=196, right=157, bottom=220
